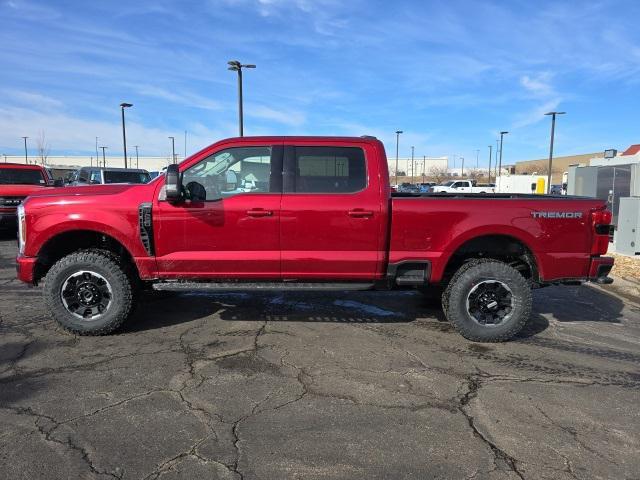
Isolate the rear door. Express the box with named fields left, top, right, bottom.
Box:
left=280, top=142, right=383, bottom=280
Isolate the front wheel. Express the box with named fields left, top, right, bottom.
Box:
left=43, top=250, right=135, bottom=335
left=443, top=259, right=532, bottom=342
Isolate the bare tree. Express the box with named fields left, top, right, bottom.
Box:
left=427, top=166, right=450, bottom=184
left=36, top=130, right=50, bottom=166
left=466, top=169, right=484, bottom=181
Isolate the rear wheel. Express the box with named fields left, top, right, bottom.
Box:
left=43, top=250, right=135, bottom=335
left=443, top=259, right=531, bottom=342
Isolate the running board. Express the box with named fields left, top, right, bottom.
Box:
left=152, top=282, right=375, bottom=292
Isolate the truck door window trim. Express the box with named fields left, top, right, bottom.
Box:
left=160, top=145, right=283, bottom=202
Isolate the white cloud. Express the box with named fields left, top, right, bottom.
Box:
left=0, top=106, right=232, bottom=156
left=248, top=105, right=305, bottom=127
left=520, top=73, right=555, bottom=98
left=130, top=85, right=222, bottom=111
left=512, top=99, right=561, bottom=129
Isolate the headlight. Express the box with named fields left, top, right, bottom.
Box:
left=17, top=204, right=26, bottom=254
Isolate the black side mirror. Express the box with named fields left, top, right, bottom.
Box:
left=165, top=164, right=182, bottom=201
left=53, top=179, right=64, bottom=187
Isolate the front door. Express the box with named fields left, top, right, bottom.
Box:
left=280, top=143, right=383, bottom=280
left=153, top=144, right=282, bottom=279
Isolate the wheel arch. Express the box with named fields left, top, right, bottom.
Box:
left=435, top=232, right=540, bottom=285
left=33, top=229, right=138, bottom=284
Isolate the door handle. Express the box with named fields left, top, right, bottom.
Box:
left=348, top=209, right=374, bottom=218
left=246, top=209, right=273, bottom=217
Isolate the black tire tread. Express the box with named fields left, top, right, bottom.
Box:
left=43, top=249, right=134, bottom=335
left=443, top=259, right=532, bottom=342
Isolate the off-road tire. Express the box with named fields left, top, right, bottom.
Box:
left=43, top=249, right=135, bottom=335
left=442, top=259, right=532, bottom=342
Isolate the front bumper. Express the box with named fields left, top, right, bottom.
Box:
left=588, top=256, right=614, bottom=284
left=16, top=255, right=37, bottom=284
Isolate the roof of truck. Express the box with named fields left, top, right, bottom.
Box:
left=0, top=163, right=47, bottom=170
left=219, top=135, right=381, bottom=144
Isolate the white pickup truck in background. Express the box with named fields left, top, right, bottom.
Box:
left=430, top=180, right=495, bottom=193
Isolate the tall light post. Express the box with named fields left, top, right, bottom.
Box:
left=422, top=155, right=426, bottom=183
left=475, top=149, right=480, bottom=169
left=100, top=146, right=108, bottom=167
left=134, top=145, right=139, bottom=169
left=394, top=130, right=403, bottom=185
left=498, top=131, right=508, bottom=179
left=95, top=137, right=99, bottom=165
left=21, top=136, right=28, bottom=164
left=544, top=111, right=566, bottom=194
left=119, top=102, right=133, bottom=168
left=227, top=60, right=256, bottom=137
left=410, top=146, right=415, bottom=183
left=169, top=136, right=176, bottom=164
left=488, top=145, right=493, bottom=184
left=461, top=157, right=465, bottom=177
left=495, top=139, right=499, bottom=179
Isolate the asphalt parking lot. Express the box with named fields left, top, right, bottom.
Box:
left=1, top=236, right=639, bottom=480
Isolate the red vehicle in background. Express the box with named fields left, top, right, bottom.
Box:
left=15, top=136, right=613, bottom=342
left=0, top=163, right=54, bottom=230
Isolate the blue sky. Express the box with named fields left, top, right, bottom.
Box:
left=1, top=0, right=639, bottom=166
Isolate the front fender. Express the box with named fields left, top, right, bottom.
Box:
left=24, top=209, right=146, bottom=259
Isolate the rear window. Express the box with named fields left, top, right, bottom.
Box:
left=0, top=168, right=45, bottom=185
left=291, top=146, right=366, bottom=193
left=103, top=171, right=150, bottom=184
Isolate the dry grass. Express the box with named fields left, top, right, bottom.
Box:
left=610, top=253, right=640, bottom=282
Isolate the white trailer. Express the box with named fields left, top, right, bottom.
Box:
left=496, top=175, right=547, bottom=194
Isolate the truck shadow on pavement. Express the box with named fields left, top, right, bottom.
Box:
left=125, top=284, right=627, bottom=340
left=532, top=285, right=625, bottom=324
left=125, top=290, right=555, bottom=340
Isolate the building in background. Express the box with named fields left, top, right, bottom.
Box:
left=1, top=154, right=183, bottom=173
left=513, top=152, right=604, bottom=184
left=388, top=156, right=448, bottom=177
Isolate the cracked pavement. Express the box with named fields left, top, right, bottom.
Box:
left=1, top=237, right=640, bottom=479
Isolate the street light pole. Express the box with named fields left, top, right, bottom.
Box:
left=120, top=103, right=133, bottom=168
left=475, top=149, right=480, bottom=169
left=544, top=111, right=566, bottom=194
left=394, top=130, right=403, bottom=185
left=488, top=145, right=493, bottom=184
left=411, top=146, right=415, bottom=183
left=461, top=157, right=465, bottom=177
left=498, top=131, right=509, bottom=179
left=495, top=140, right=499, bottom=179
left=100, top=146, right=107, bottom=167
left=134, top=145, right=139, bottom=169
left=22, top=136, right=28, bottom=164
left=169, top=136, right=176, bottom=164
left=227, top=60, right=256, bottom=137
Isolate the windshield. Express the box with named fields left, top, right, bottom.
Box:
left=103, top=171, right=151, bottom=184
left=0, top=168, right=45, bottom=185
left=439, top=181, right=455, bottom=186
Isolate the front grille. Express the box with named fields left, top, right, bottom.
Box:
left=0, top=196, right=25, bottom=207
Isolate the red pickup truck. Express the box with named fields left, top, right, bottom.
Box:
left=1, top=163, right=54, bottom=230
left=16, top=136, right=613, bottom=342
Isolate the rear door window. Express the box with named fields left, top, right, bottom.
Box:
left=287, top=146, right=366, bottom=193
